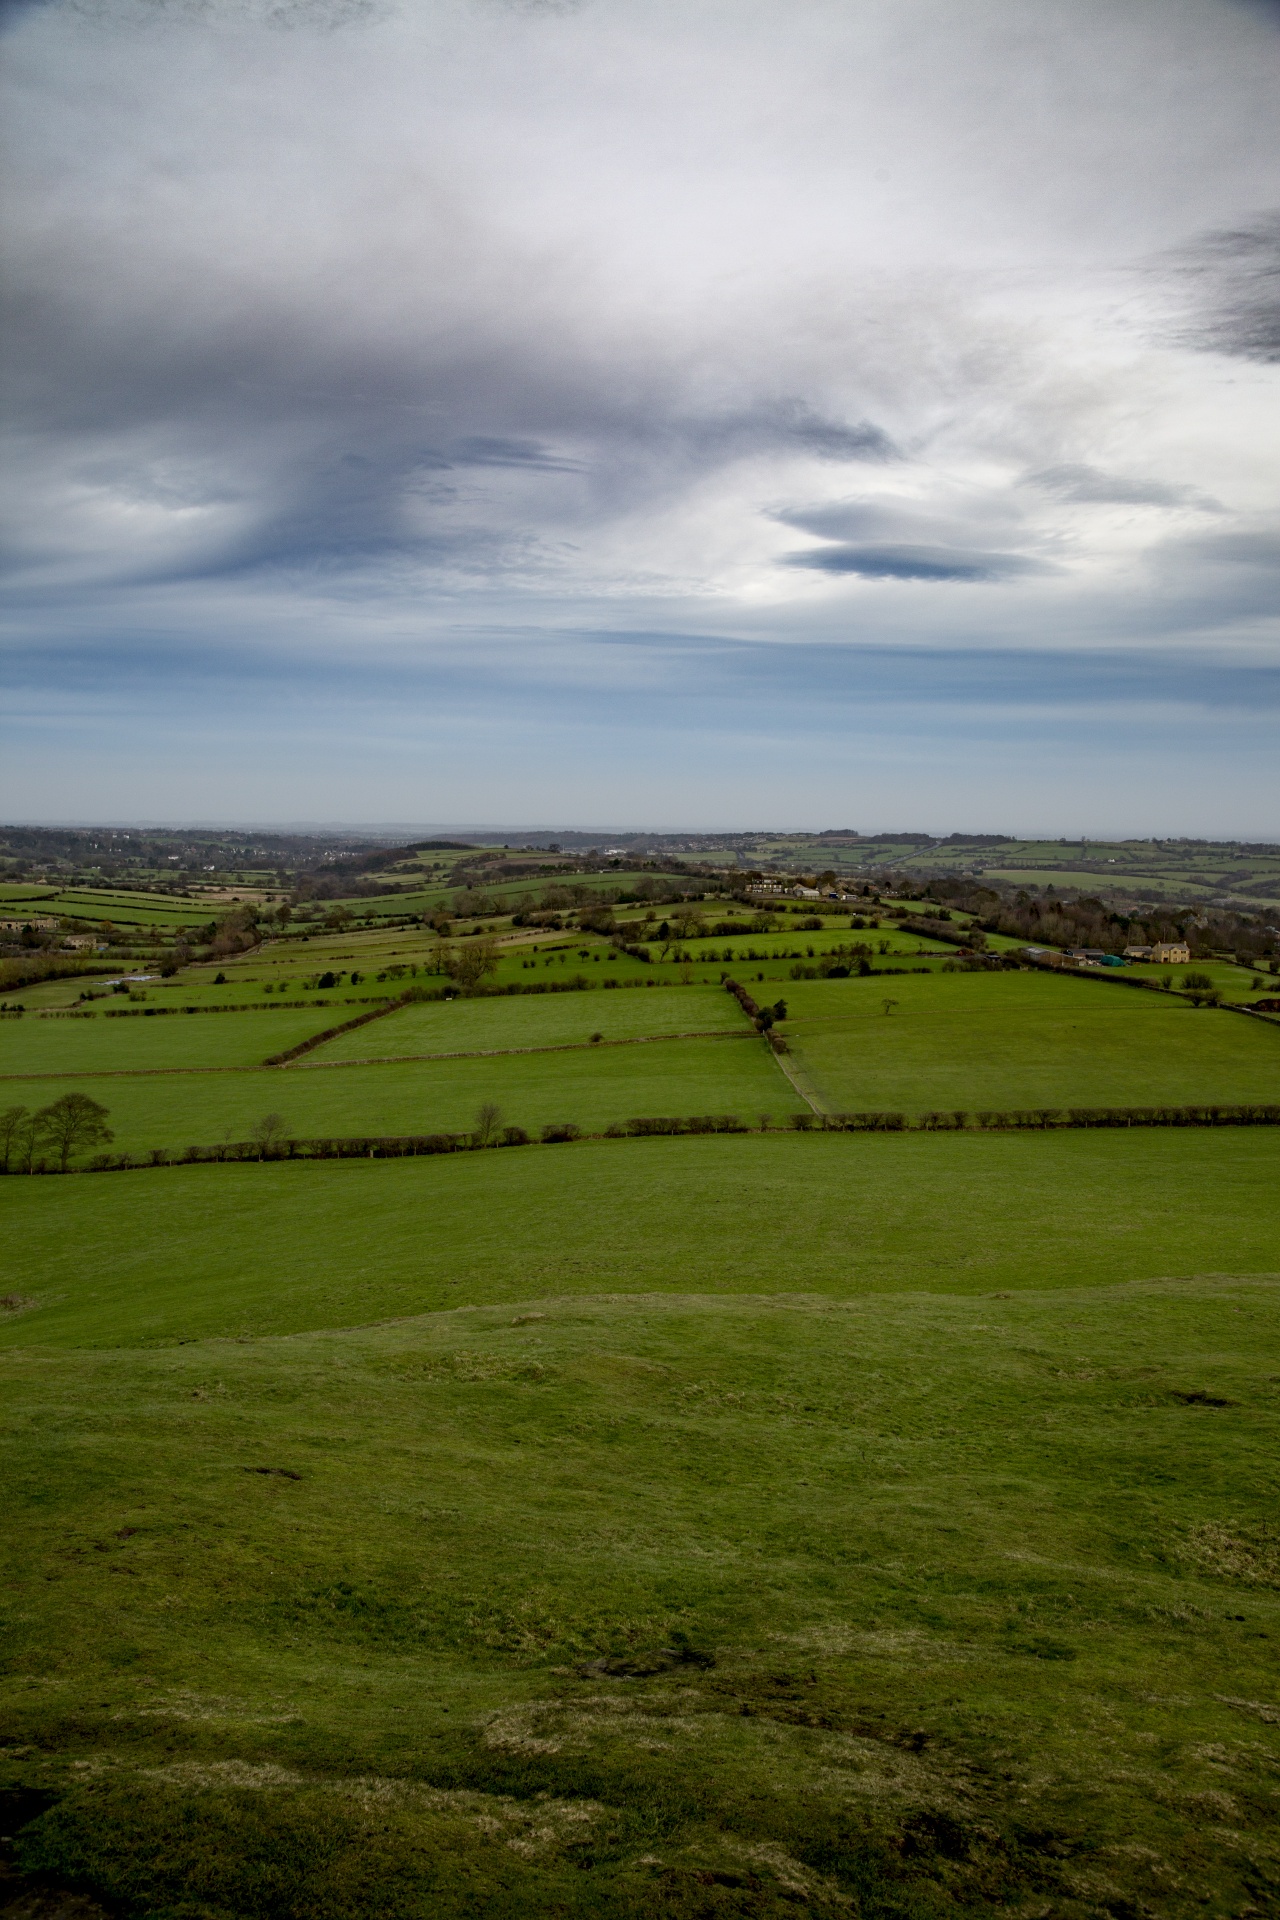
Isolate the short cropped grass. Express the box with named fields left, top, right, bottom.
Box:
left=311, top=985, right=745, bottom=1061
left=7, top=1035, right=799, bottom=1158
left=5, top=1128, right=1279, bottom=1349
left=780, top=969, right=1280, bottom=1114
left=0, top=1006, right=348, bottom=1077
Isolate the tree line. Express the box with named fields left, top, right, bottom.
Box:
left=10, top=1097, right=1280, bottom=1176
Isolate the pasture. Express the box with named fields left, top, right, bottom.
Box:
left=5, top=1129, right=1278, bottom=1348
left=5, top=1033, right=799, bottom=1157
left=0, top=1005, right=354, bottom=1076
left=780, top=969, right=1280, bottom=1114
left=309, top=984, right=745, bottom=1061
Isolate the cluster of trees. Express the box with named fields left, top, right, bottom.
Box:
left=909, top=917, right=985, bottom=951
left=1, top=1094, right=112, bottom=1172
left=911, top=874, right=1279, bottom=964
left=723, top=977, right=789, bottom=1049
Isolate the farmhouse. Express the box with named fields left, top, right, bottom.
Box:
left=1150, top=941, right=1191, bottom=964
left=0, top=915, right=59, bottom=932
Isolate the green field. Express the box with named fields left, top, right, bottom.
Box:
left=311, top=985, right=746, bottom=1061
left=780, top=970, right=1280, bottom=1114
left=3, top=1127, right=1277, bottom=1346
left=6, top=899, right=1280, bottom=1919
left=0, top=1006, right=351, bottom=1076
left=7, top=1034, right=798, bottom=1155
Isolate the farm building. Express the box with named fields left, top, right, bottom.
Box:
left=1150, top=942, right=1191, bottom=963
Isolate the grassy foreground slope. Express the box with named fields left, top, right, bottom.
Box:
left=5, top=1130, right=1279, bottom=1348
left=781, top=972, right=1280, bottom=1115
left=2, top=1252, right=1278, bottom=1918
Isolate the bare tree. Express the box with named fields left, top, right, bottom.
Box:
left=12, top=1116, right=43, bottom=1174
left=446, top=939, right=499, bottom=990
left=0, top=1105, right=30, bottom=1173
left=34, top=1093, right=113, bottom=1171
left=881, top=998, right=899, bottom=1016
left=250, top=1113, right=289, bottom=1159
left=474, top=1100, right=503, bottom=1146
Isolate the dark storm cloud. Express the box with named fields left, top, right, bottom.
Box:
left=1170, top=211, right=1280, bottom=361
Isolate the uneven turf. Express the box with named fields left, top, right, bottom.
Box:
left=780, top=970, right=1280, bottom=1115
left=2, top=1259, right=1278, bottom=1918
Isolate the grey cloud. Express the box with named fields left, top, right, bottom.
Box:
left=759, top=402, right=898, bottom=464
left=13, top=0, right=386, bottom=28
left=1026, top=464, right=1221, bottom=509
left=1170, top=211, right=1280, bottom=362
left=417, top=438, right=586, bottom=474
left=774, top=495, right=1049, bottom=585
left=785, top=543, right=1046, bottom=582
left=1170, top=530, right=1280, bottom=569
left=774, top=499, right=1020, bottom=545
left=1, top=0, right=1278, bottom=664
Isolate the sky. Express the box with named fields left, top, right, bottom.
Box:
left=2, top=0, right=1279, bottom=836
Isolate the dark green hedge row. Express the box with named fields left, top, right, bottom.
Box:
left=263, top=994, right=410, bottom=1065
left=11, top=1102, right=1280, bottom=1176
left=814, top=1103, right=1280, bottom=1132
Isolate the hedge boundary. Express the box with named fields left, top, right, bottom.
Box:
left=265, top=995, right=411, bottom=1066
left=10, top=1100, right=1280, bottom=1176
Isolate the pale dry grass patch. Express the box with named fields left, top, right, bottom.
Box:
left=139, top=1757, right=601, bottom=1851
left=1182, top=1521, right=1280, bottom=1586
